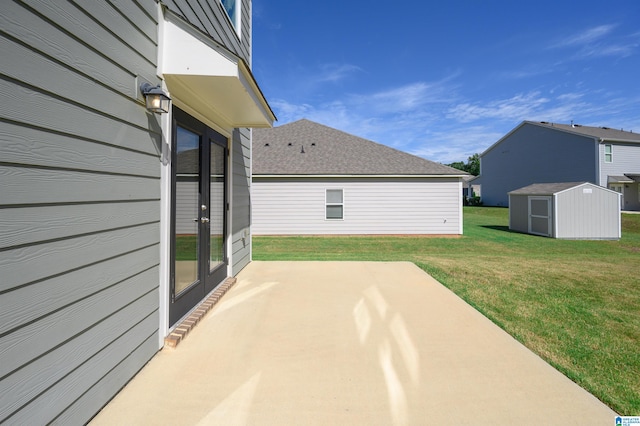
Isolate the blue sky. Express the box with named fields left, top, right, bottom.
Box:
left=252, top=1, right=640, bottom=164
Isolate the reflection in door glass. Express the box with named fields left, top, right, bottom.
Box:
left=175, top=126, right=200, bottom=294
left=210, top=141, right=225, bottom=272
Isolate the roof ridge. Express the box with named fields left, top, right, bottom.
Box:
left=528, top=120, right=640, bottom=142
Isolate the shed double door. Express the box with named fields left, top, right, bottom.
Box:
left=170, top=107, right=228, bottom=326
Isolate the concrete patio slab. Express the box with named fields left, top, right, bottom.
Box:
left=90, top=261, right=617, bottom=425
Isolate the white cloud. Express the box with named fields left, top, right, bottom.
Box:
left=554, top=25, right=616, bottom=48
left=364, top=82, right=446, bottom=112
left=408, top=125, right=505, bottom=164
left=446, top=92, right=550, bottom=123
left=316, top=64, right=362, bottom=83
left=550, top=24, right=637, bottom=59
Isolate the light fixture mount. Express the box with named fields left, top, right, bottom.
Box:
left=140, top=82, right=171, bottom=114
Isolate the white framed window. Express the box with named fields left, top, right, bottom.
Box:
left=326, top=189, right=344, bottom=220
left=220, top=0, right=240, bottom=32
left=604, top=144, right=613, bottom=163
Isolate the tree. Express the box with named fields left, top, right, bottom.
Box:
left=446, top=153, right=480, bottom=176
left=466, top=153, right=480, bottom=176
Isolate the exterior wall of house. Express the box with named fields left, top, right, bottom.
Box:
left=478, top=124, right=597, bottom=206
left=599, top=142, right=640, bottom=211
left=0, top=1, right=161, bottom=424
left=252, top=177, right=462, bottom=235
left=555, top=185, right=620, bottom=240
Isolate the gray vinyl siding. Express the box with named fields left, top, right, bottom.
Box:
left=1, top=1, right=160, bottom=424
left=252, top=177, right=461, bottom=235
left=231, top=127, right=252, bottom=274
left=479, top=123, right=597, bottom=206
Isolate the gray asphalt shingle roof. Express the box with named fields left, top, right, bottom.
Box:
left=532, top=121, right=640, bottom=142
left=253, top=119, right=465, bottom=176
left=509, top=182, right=589, bottom=195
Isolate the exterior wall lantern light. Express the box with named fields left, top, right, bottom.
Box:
left=140, top=82, right=171, bottom=113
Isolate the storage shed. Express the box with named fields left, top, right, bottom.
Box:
left=509, top=182, right=620, bottom=239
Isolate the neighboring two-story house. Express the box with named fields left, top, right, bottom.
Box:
left=472, top=121, right=640, bottom=210
left=1, top=1, right=274, bottom=424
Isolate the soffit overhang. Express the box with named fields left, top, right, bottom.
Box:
left=160, top=9, right=276, bottom=129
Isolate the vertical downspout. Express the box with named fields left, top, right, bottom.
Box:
left=227, top=134, right=233, bottom=277
left=596, top=138, right=603, bottom=186
left=458, top=178, right=463, bottom=235
left=248, top=0, right=254, bottom=260
left=157, top=3, right=171, bottom=345
left=249, top=129, right=253, bottom=260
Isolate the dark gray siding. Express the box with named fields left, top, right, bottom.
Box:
left=480, top=124, right=597, bottom=206
left=1, top=1, right=161, bottom=424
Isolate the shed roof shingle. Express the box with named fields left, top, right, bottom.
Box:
left=253, top=119, right=465, bottom=176
left=509, top=182, right=589, bottom=195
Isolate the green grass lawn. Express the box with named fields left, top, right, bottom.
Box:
left=253, top=207, right=640, bottom=415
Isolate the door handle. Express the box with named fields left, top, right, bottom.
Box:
left=201, top=217, right=210, bottom=223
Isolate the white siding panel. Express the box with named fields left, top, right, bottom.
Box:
left=556, top=186, right=620, bottom=239
left=253, top=178, right=461, bottom=235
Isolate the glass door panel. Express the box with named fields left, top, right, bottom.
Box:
left=174, top=126, right=200, bottom=294
left=209, top=141, right=225, bottom=273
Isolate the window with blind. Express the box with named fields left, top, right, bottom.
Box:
left=326, top=189, right=344, bottom=220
